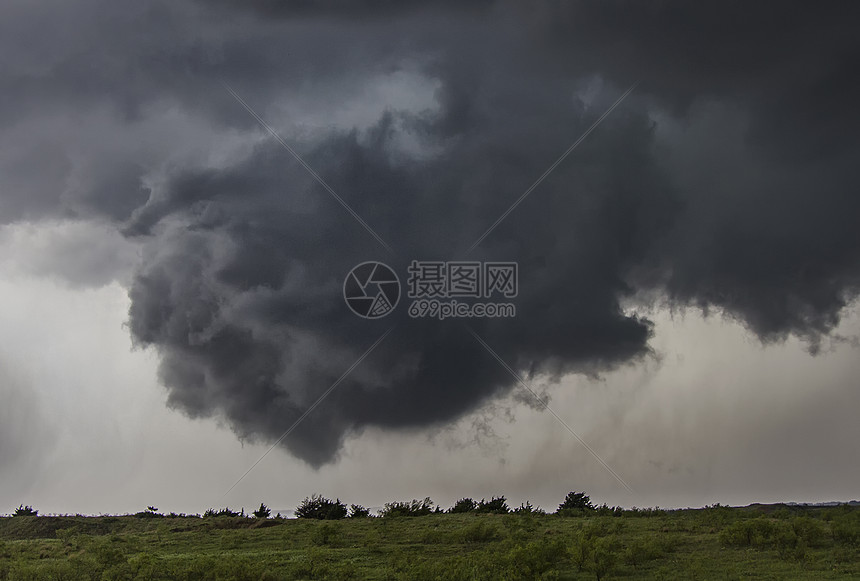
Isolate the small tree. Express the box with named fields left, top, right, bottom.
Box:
left=380, top=498, right=435, bottom=517
left=590, top=537, right=618, bottom=581
left=348, top=504, right=370, bottom=518
left=558, top=491, right=595, bottom=512
left=513, top=501, right=545, bottom=515
left=295, top=495, right=347, bottom=520
left=134, top=506, right=163, bottom=518
left=13, top=505, right=38, bottom=517
left=475, top=496, right=509, bottom=514
left=449, top=498, right=477, bottom=513
left=253, top=503, right=271, bottom=519
left=595, top=503, right=624, bottom=517
left=203, top=507, right=241, bottom=518
left=570, top=531, right=593, bottom=572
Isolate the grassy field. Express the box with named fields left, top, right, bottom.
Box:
left=1, top=504, right=858, bottom=580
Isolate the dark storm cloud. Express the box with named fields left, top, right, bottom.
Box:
left=3, top=1, right=859, bottom=465
left=524, top=1, right=860, bottom=347
left=126, top=102, right=666, bottom=465
left=206, top=0, right=494, bottom=18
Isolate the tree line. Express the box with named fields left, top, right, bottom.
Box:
left=10, top=491, right=614, bottom=520
left=293, top=490, right=605, bottom=520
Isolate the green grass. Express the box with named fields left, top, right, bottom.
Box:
left=0, top=505, right=858, bottom=580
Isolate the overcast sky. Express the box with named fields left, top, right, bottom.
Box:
left=1, top=1, right=859, bottom=515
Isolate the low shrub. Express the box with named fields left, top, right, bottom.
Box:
left=720, top=515, right=829, bottom=555
left=595, top=504, right=624, bottom=517
left=253, top=503, right=271, bottom=519
left=790, top=516, right=828, bottom=547
left=623, top=537, right=665, bottom=568
left=295, top=495, right=347, bottom=520
left=133, top=507, right=163, bottom=519
left=348, top=504, right=370, bottom=518
left=626, top=506, right=667, bottom=518
left=203, top=507, right=242, bottom=518
left=591, top=536, right=619, bottom=581
left=774, top=527, right=807, bottom=561
left=12, top=506, right=38, bottom=517
left=512, top=501, right=545, bottom=516
left=831, top=511, right=860, bottom=545
left=719, top=517, right=779, bottom=547
left=311, top=522, right=340, bottom=546
left=449, top=498, right=477, bottom=514
left=558, top=492, right=594, bottom=512
left=504, top=538, right=567, bottom=579
left=460, top=520, right=504, bottom=543
left=583, top=517, right=624, bottom=539
left=570, top=531, right=593, bottom=572
left=380, top=498, right=435, bottom=517
left=475, top=496, right=509, bottom=514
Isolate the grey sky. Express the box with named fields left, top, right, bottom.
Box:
left=1, top=271, right=857, bottom=514
left=0, top=1, right=858, bottom=514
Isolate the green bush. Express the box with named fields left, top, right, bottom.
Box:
left=558, top=492, right=594, bottom=512
left=570, top=531, right=594, bottom=572
left=590, top=536, right=618, bottom=581
left=832, top=511, right=860, bottom=545
left=718, top=518, right=778, bottom=547
left=311, top=522, right=340, bottom=546
left=380, top=498, right=435, bottom=517
left=203, top=507, right=242, bottom=518
left=623, top=537, right=664, bottom=568
left=701, top=503, right=733, bottom=527
left=133, top=507, right=163, bottom=518
left=595, top=504, right=624, bottom=517
left=348, top=504, right=370, bottom=518
left=88, top=535, right=129, bottom=567
left=295, top=495, right=348, bottom=520
left=12, top=506, right=37, bottom=517
left=503, top=538, right=567, bottom=579
left=498, top=516, right=533, bottom=543
left=790, top=516, right=828, bottom=547
left=459, top=520, right=503, bottom=543
left=774, top=527, right=807, bottom=561
left=253, top=503, right=271, bottom=519
left=475, top=496, right=509, bottom=514
left=583, top=517, right=624, bottom=539
left=720, top=515, right=829, bottom=556
left=449, top=498, right=477, bottom=513
left=626, top=506, right=666, bottom=518
left=512, top=501, right=545, bottom=515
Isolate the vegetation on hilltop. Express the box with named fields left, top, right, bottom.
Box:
left=0, top=495, right=857, bottom=580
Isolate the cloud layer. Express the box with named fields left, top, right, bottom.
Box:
left=2, top=0, right=858, bottom=467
